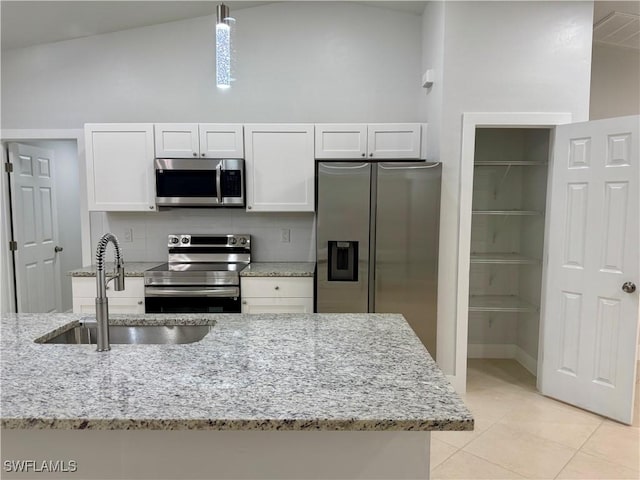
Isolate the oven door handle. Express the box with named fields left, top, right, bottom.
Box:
left=145, top=286, right=239, bottom=297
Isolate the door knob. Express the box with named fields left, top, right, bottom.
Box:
left=622, top=282, right=636, bottom=293
left=54, top=246, right=63, bottom=253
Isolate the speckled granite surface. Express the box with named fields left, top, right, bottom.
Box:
left=240, top=262, right=315, bottom=277
left=68, top=262, right=163, bottom=277
left=69, top=262, right=315, bottom=277
left=1, top=313, right=473, bottom=432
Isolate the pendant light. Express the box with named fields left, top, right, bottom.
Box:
left=216, top=3, right=232, bottom=89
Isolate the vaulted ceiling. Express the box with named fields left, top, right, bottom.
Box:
left=3, top=1, right=638, bottom=52
left=0, top=1, right=426, bottom=51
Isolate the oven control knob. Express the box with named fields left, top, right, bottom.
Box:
left=170, top=237, right=179, bottom=244
left=240, top=238, right=247, bottom=245
left=229, top=237, right=237, bottom=245
left=181, top=237, right=190, bottom=244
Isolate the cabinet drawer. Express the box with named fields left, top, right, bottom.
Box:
left=72, top=297, right=145, bottom=314
left=241, top=277, right=313, bottom=298
left=241, top=297, right=313, bottom=314
left=72, top=277, right=145, bottom=298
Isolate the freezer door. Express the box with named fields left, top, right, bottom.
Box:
left=316, top=162, right=371, bottom=313
left=375, top=162, right=441, bottom=356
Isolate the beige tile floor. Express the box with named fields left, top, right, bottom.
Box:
left=431, top=359, right=640, bottom=480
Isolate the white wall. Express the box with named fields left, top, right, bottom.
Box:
left=420, top=1, right=445, bottom=161
left=590, top=43, right=640, bottom=120
left=91, top=211, right=315, bottom=263
left=21, top=140, right=82, bottom=312
left=1, top=1, right=421, bottom=268
left=1, top=2, right=422, bottom=128
left=432, top=1, right=593, bottom=375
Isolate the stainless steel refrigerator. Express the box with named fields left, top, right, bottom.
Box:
left=316, top=161, right=441, bottom=355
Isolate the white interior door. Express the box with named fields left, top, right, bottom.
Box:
left=541, top=115, right=639, bottom=424
left=8, top=143, right=62, bottom=313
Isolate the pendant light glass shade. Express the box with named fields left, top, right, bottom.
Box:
left=216, top=4, right=232, bottom=89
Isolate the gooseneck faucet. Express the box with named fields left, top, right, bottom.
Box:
left=95, top=233, right=125, bottom=352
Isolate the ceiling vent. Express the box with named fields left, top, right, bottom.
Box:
left=593, top=11, right=640, bottom=49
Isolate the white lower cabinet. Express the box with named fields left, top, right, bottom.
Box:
left=241, top=277, right=313, bottom=314
left=241, top=297, right=313, bottom=314
left=71, top=277, right=145, bottom=314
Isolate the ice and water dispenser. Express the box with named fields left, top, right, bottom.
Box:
left=327, top=241, right=358, bottom=281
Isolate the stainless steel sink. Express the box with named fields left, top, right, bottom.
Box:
left=42, top=323, right=212, bottom=345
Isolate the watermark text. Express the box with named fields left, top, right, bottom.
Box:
left=3, top=460, right=77, bottom=473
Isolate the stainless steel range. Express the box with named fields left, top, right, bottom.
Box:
left=144, top=234, right=250, bottom=313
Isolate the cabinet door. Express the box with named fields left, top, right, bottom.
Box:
left=154, top=124, right=199, bottom=158
left=199, top=124, right=244, bottom=158
left=315, top=124, right=367, bottom=159
left=85, top=124, right=156, bottom=211
left=367, top=124, right=421, bottom=159
left=241, top=297, right=313, bottom=314
left=244, top=124, right=315, bottom=212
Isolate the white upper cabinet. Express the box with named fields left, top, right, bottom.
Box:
left=155, top=123, right=244, bottom=158
left=367, top=124, right=421, bottom=159
left=315, top=124, right=368, bottom=159
left=199, top=124, right=244, bottom=158
left=244, top=124, right=315, bottom=212
left=154, top=123, right=199, bottom=158
left=315, top=123, right=423, bottom=159
left=85, top=124, right=156, bottom=212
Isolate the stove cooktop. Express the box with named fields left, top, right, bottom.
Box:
left=144, top=234, right=251, bottom=287
left=147, top=262, right=248, bottom=273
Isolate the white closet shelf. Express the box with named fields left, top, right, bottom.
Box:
left=474, top=161, right=547, bottom=166
left=468, top=295, right=538, bottom=313
left=472, top=210, right=541, bottom=216
left=470, top=253, right=541, bottom=265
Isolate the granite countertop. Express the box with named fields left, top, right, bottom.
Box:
left=0, top=313, right=473, bottom=432
left=67, top=262, right=163, bottom=277
left=68, top=262, right=315, bottom=278
left=240, top=262, right=315, bottom=277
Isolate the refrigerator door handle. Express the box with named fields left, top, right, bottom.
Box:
left=379, top=162, right=441, bottom=170
left=320, top=163, right=369, bottom=170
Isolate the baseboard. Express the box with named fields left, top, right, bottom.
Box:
left=468, top=343, right=538, bottom=376
left=514, top=346, right=537, bottom=376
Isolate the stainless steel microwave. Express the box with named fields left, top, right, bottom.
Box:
left=155, top=158, right=245, bottom=208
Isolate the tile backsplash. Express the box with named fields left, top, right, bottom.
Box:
left=90, top=210, right=316, bottom=264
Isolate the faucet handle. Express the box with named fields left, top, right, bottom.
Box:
left=113, top=264, right=126, bottom=291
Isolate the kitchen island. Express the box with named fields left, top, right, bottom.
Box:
left=1, top=313, right=472, bottom=479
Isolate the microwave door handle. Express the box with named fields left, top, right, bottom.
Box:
left=216, top=163, right=222, bottom=204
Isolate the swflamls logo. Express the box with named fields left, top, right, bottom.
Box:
left=3, top=460, right=78, bottom=473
